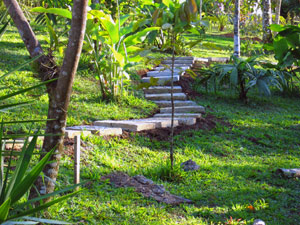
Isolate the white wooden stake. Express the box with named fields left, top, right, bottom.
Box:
left=74, top=135, right=80, bottom=188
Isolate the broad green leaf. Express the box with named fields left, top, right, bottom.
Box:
left=257, top=79, right=271, bottom=96
left=269, top=24, right=285, bottom=32
left=108, top=46, right=125, bottom=67
left=230, top=67, right=238, bottom=85
left=162, top=0, right=173, bottom=8
left=45, top=15, right=59, bottom=48
left=32, top=7, right=72, bottom=19
left=99, top=15, right=119, bottom=45
left=124, top=27, right=160, bottom=46
left=141, top=0, right=154, bottom=6
left=0, top=198, right=11, bottom=222
left=116, top=15, right=131, bottom=28
left=88, top=10, right=106, bottom=20
left=149, top=77, right=159, bottom=86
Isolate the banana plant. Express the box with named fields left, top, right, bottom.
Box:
left=84, top=9, right=160, bottom=101
left=146, top=0, right=206, bottom=54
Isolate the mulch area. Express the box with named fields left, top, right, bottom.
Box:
left=131, top=114, right=231, bottom=141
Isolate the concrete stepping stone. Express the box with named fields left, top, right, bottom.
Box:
left=145, top=93, right=186, bottom=101
left=165, top=56, right=194, bottom=60
left=93, top=120, right=157, bottom=132
left=161, top=59, right=194, bottom=64
left=144, top=86, right=182, bottom=94
left=131, top=118, right=179, bottom=128
left=159, top=64, right=192, bottom=67
left=209, top=57, right=229, bottom=63
left=153, top=100, right=197, bottom=107
left=147, top=71, right=182, bottom=77
left=141, top=76, right=180, bottom=85
left=65, top=130, right=92, bottom=138
left=194, top=57, right=210, bottom=63
left=160, top=106, right=205, bottom=114
left=152, top=117, right=197, bottom=126
left=67, top=125, right=122, bottom=136
left=154, top=113, right=202, bottom=118
left=154, top=66, right=189, bottom=71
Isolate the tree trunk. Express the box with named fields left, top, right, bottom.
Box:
left=275, top=0, right=282, bottom=25
left=262, top=0, right=272, bottom=43
left=199, top=0, right=203, bottom=21
left=233, top=0, right=240, bottom=57
left=4, top=0, right=88, bottom=197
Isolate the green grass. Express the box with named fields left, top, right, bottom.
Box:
left=45, top=91, right=300, bottom=224
left=2, top=24, right=300, bottom=224
left=0, top=28, right=157, bottom=132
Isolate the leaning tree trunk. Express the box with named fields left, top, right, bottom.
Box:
left=275, top=0, right=282, bottom=25
left=233, top=0, right=240, bottom=57
left=4, top=0, right=88, bottom=197
left=262, top=0, right=272, bottom=43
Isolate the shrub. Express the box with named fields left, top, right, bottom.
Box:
left=197, top=56, right=289, bottom=102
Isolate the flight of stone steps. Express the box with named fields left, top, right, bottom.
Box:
left=65, top=57, right=207, bottom=138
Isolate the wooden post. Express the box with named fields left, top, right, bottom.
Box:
left=74, top=135, right=80, bottom=189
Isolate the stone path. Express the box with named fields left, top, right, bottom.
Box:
left=65, top=57, right=229, bottom=138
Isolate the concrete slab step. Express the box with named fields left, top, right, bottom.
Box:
left=147, top=71, right=182, bottom=77
left=165, top=57, right=194, bottom=60
left=209, top=57, right=229, bottom=63
left=153, top=100, right=197, bottom=107
left=161, top=59, right=194, bottom=64
left=141, top=76, right=180, bottom=85
left=154, top=113, right=202, bottom=118
left=66, top=125, right=122, bottom=136
left=65, top=130, right=92, bottom=138
left=144, top=86, right=182, bottom=94
left=145, top=93, right=187, bottom=101
left=154, top=66, right=189, bottom=71
left=151, top=117, right=196, bottom=126
left=93, top=120, right=156, bottom=132
left=159, top=64, right=192, bottom=67
left=194, top=57, right=210, bottom=63
left=160, top=106, right=205, bottom=114
left=131, top=118, right=179, bottom=128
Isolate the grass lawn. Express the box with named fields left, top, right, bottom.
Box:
left=0, top=28, right=157, bottom=132
left=47, top=90, right=300, bottom=225
left=1, top=26, right=300, bottom=224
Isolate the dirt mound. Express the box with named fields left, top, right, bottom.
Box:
left=101, top=172, right=193, bottom=205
